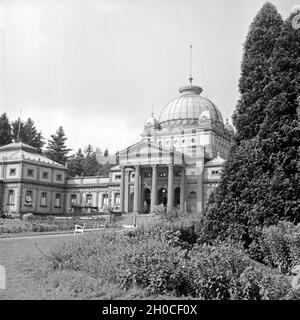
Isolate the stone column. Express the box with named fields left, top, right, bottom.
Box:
left=180, top=166, right=186, bottom=213
left=95, top=191, right=99, bottom=211
left=133, top=165, right=140, bottom=213
left=119, top=166, right=125, bottom=213
left=167, top=164, right=174, bottom=210
left=150, top=165, right=157, bottom=213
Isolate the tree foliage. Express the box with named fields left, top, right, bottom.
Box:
left=204, top=5, right=300, bottom=246
left=45, top=126, right=71, bottom=165
left=233, top=2, right=283, bottom=141
left=66, top=146, right=113, bottom=177
left=0, top=113, right=12, bottom=146
left=11, top=118, right=45, bottom=152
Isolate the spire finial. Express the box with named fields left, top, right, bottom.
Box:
left=189, top=44, right=193, bottom=85
left=17, top=108, right=22, bottom=142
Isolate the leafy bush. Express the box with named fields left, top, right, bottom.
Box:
left=127, top=214, right=200, bottom=249
left=22, top=213, right=36, bottom=221
left=44, top=231, right=295, bottom=300
left=248, top=221, right=300, bottom=274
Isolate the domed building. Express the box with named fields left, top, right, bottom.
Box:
left=113, top=81, right=235, bottom=215
left=64, top=80, right=234, bottom=218
left=0, top=81, right=234, bottom=219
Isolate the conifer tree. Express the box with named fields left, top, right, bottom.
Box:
left=11, top=118, right=44, bottom=152
left=233, top=2, right=283, bottom=141
left=0, top=113, right=12, bottom=146
left=83, top=144, right=99, bottom=176
left=23, top=118, right=44, bottom=152
left=67, top=148, right=85, bottom=177
left=11, top=118, right=25, bottom=142
left=256, top=7, right=300, bottom=223
left=203, top=3, right=288, bottom=245
left=45, top=126, right=71, bottom=164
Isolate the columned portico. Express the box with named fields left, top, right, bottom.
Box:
left=167, top=164, right=174, bottom=210
left=133, top=165, right=140, bottom=213
left=150, top=165, right=157, bottom=212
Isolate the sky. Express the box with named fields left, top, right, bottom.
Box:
left=0, top=0, right=298, bottom=154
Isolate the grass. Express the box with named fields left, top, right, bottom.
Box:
left=0, top=234, right=75, bottom=299
left=0, top=232, right=182, bottom=300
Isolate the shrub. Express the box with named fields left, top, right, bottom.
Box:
left=22, top=213, right=38, bottom=222
left=127, top=215, right=200, bottom=249
left=248, top=221, right=300, bottom=274
left=119, top=238, right=184, bottom=296
left=44, top=231, right=295, bottom=300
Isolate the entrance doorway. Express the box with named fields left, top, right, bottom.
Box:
left=143, top=188, right=151, bottom=213
left=158, top=188, right=168, bottom=207
left=129, top=192, right=134, bottom=213
left=187, top=191, right=197, bottom=213
left=174, top=187, right=180, bottom=208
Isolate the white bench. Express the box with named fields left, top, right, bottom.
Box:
left=122, top=224, right=137, bottom=230
left=122, top=224, right=137, bottom=234
left=74, top=222, right=106, bottom=236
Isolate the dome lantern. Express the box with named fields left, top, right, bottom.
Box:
left=144, top=113, right=160, bottom=131
left=224, top=118, right=235, bottom=135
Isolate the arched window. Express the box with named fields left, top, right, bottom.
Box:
left=187, top=191, right=197, bottom=213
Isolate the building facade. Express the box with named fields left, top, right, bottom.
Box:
left=0, top=82, right=234, bottom=217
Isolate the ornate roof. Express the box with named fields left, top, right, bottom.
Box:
left=205, top=153, right=226, bottom=167
left=144, top=113, right=160, bottom=130
left=159, top=84, right=224, bottom=129
left=224, top=119, right=235, bottom=135
left=0, top=142, right=64, bottom=167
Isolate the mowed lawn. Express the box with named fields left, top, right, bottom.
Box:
left=0, top=234, right=74, bottom=299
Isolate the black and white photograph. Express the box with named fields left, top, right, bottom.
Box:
left=0, top=0, right=300, bottom=309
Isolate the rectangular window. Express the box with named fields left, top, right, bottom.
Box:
left=42, top=172, right=49, bottom=179
left=102, top=194, right=108, bottom=206
left=40, top=192, right=47, bottom=206
left=8, top=190, right=14, bottom=205
left=25, top=190, right=33, bottom=206
left=27, top=169, right=34, bottom=177
left=86, top=194, right=92, bottom=205
left=56, top=174, right=62, bottom=181
left=70, top=194, right=77, bottom=205
left=9, top=168, right=16, bottom=176
left=55, top=194, right=61, bottom=207
left=212, top=170, right=219, bottom=175
left=115, top=193, right=120, bottom=205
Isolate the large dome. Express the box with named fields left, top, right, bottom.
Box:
left=159, top=84, right=224, bottom=129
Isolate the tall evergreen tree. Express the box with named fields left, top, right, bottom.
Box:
left=256, top=7, right=300, bottom=222
left=83, top=144, right=100, bottom=176
left=67, top=148, right=85, bottom=177
left=23, top=118, right=44, bottom=152
left=0, top=113, right=12, bottom=146
left=45, top=126, right=71, bottom=165
left=11, top=118, right=44, bottom=152
left=11, top=118, right=25, bottom=142
left=233, top=2, right=283, bottom=141
left=203, top=3, right=288, bottom=245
